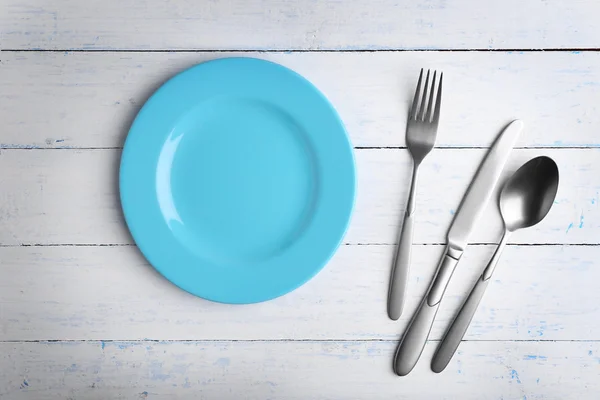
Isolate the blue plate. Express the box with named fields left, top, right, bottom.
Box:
left=120, top=58, right=355, bottom=304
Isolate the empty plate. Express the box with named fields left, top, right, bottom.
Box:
left=120, top=57, right=355, bottom=304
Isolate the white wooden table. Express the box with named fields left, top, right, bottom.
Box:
left=2, top=1, right=600, bottom=399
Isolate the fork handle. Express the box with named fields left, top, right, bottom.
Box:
left=388, top=165, right=419, bottom=320
left=388, top=210, right=415, bottom=320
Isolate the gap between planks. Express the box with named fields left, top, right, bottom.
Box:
left=1, top=243, right=598, bottom=247
left=1, top=146, right=598, bottom=150
left=3, top=48, right=600, bottom=53
left=2, top=339, right=600, bottom=344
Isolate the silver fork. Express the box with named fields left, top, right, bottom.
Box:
left=388, top=69, right=443, bottom=320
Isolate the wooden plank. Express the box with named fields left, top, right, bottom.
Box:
left=2, top=51, right=600, bottom=148
left=0, top=148, right=596, bottom=246
left=1, top=244, right=598, bottom=341
left=1, top=340, right=599, bottom=399
left=353, top=148, right=599, bottom=245
left=3, top=0, right=600, bottom=50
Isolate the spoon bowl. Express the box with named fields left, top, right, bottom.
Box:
left=500, top=156, right=559, bottom=233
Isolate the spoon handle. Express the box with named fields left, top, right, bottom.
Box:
left=482, top=231, right=510, bottom=280
left=430, top=274, right=489, bottom=373
left=431, top=232, right=510, bottom=373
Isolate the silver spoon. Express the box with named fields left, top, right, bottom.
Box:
left=431, top=156, right=559, bottom=373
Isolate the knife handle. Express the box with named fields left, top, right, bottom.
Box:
left=393, top=249, right=459, bottom=376
left=431, top=275, right=489, bottom=373
left=388, top=209, right=415, bottom=320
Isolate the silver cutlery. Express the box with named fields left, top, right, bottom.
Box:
left=431, top=156, right=559, bottom=373
left=393, top=119, right=524, bottom=376
left=388, top=69, right=443, bottom=321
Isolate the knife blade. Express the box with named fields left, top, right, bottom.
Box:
left=445, top=119, right=524, bottom=253
left=393, top=120, right=523, bottom=376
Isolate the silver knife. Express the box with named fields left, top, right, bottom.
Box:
left=393, top=119, right=523, bottom=376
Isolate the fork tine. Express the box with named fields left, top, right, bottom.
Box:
left=425, top=71, right=437, bottom=122
left=410, top=69, right=424, bottom=119
left=418, top=70, right=430, bottom=121
left=432, top=72, right=443, bottom=123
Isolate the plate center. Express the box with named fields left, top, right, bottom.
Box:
left=159, top=98, right=317, bottom=264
